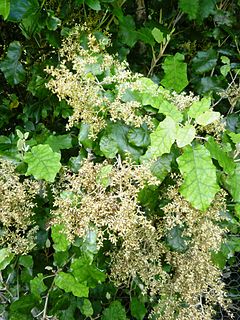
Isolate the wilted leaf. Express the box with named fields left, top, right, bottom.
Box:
left=160, top=53, right=188, bottom=93
left=24, top=144, right=61, bottom=182
left=177, top=144, right=219, bottom=211
left=0, top=41, right=26, bottom=85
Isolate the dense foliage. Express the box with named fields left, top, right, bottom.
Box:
left=0, top=0, right=240, bottom=319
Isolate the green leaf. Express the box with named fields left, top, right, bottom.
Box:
left=79, top=299, right=94, bottom=317
left=158, top=100, right=183, bottom=122
left=198, top=0, right=216, bottom=21
left=148, top=116, right=177, bottom=158
left=176, top=124, right=196, bottom=148
left=0, top=41, right=26, bottom=85
left=19, top=255, right=33, bottom=268
left=228, top=132, right=240, bottom=144
left=100, top=135, right=118, bottom=158
left=0, top=248, right=14, bottom=270
left=9, top=0, right=39, bottom=22
left=78, top=123, right=93, bottom=149
left=166, top=226, right=188, bottom=252
left=45, top=134, right=72, bottom=152
left=151, top=27, right=164, bottom=43
left=55, top=272, right=89, bottom=297
left=160, top=53, right=188, bottom=93
left=10, top=295, right=38, bottom=314
left=179, top=0, right=199, bottom=19
left=24, top=144, right=61, bottom=182
left=30, top=273, right=47, bottom=298
left=102, top=301, right=127, bottom=320
left=130, top=297, right=146, bottom=320
left=51, top=224, right=70, bottom=252
left=119, top=15, right=137, bottom=47
left=177, top=144, right=219, bottom=211
left=137, top=27, right=155, bottom=46
left=127, top=126, right=150, bottom=148
left=195, top=110, right=220, bottom=126
left=96, top=164, right=113, bottom=188
left=150, top=154, right=173, bottom=181
left=46, top=12, right=61, bottom=31
left=187, top=97, right=211, bottom=119
left=225, top=164, right=240, bottom=202
left=205, top=137, right=235, bottom=175
left=192, top=49, right=218, bottom=74
left=101, top=122, right=142, bottom=161
left=85, top=0, right=101, bottom=10
left=71, top=257, right=106, bottom=287
left=0, top=0, right=10, bottom=19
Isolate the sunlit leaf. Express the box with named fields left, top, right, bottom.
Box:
left=24, top=144, right=61, bottom=182
left=195, top=110, right=220, bottom=126
left=177, top=144, right=219, bottom=211
left=0, top=248, right=14, bottom=270
left=176, top=124, right=196, bottom=148
left=187, top=97, right=211, bottom=119
left=55, top=272, right=89, bottom=297
left=148, top=116, right=177, bottom=158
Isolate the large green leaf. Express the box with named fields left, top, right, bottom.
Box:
left=176, top=124, right=196, bottom=148
left=147, top=116, right=177, bottom=158
left=102, top=301, right=127, bottom=320
left=177, top=144, right=219, bottom=211
left=225, top=164, right=240, bottom=202
left=198, top=0, right=216, bottom=21
left=158, top=100, right=183, bottom=122
left=160, top=53, right=188, bottom=93
left=195, top=110, right=220, bottom=126
left=179, top=0, right=199, bottom=19
left=205, top=137, right=235, bottom=175
left=130, top=297, right=146, bottom=320
left=150, top=154, right=173, bottom=181
left=119, top=15, right=137, bottom=47
left=24, top=144, right=61, bottom=182
left=55, top=272, right=89, bottom=297
left=8, top=0, right=39, bottom=21
left=45, top=134, right=72, bottom=152
left=0, top=0, right=10, bottom=19
left=0, top=41, right=26, bottom=85
left=187, top=97, right=211, bottom=119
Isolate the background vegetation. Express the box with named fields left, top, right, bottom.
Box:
left=0, top=0, right=240, bottom=319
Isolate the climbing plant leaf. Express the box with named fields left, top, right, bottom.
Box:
left=147, top=116, right=177, bottom=158
left=176, top=124, right=196, bottom=148
left=24, top=144, right=61, bottom=182
left=177, top=144, right=219, bottom=211
left=225, top=164, right=240, bottom=202
left=160, top=53, right=188, bottom=93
